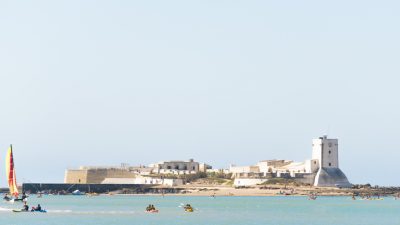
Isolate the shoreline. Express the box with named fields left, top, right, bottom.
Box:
left=104, top=184, right=397, bottom=197
left=18, top=183, right=400, bottom=197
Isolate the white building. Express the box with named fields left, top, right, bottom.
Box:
left=149, top=159, right=210, bottom=174
left=230, top=135, right=351, bottom=187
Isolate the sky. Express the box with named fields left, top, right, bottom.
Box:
left=0, top=0, right=399, bottom=187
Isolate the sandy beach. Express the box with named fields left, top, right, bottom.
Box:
left=133, top=184, right=384, bottom=197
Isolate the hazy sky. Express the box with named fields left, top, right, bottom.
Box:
left=0, top=1, right=399, bottom=187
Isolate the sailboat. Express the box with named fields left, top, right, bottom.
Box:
left=5, top=145, right=24, bottom=202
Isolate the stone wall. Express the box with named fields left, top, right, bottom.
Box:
left=64, top=168, right=136, bottom=184
left=64, top=170, right=88, bottom=183
left=293, top=173, right=316, bottom=185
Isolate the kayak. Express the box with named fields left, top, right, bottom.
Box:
left=146, top=209, right=159, bottom=213
left=12, top=209, right=47, bottom=213
left=185, top=208, right=194, bottom=212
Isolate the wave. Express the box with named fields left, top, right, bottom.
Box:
left=0, top=207, right=136, bottom=215
left=0, top=207, right=12, bottom=211
left=46, top=209, right=73, bottom=213
left=47, top=210, right=136, bottom=215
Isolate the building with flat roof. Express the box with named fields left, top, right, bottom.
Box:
left=149, top=159, right=211, bottom=174
left=230, top=135, right=351, bottom=187
left=64, top=159, right=211, bottom=184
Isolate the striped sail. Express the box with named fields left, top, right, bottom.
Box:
left=6, top=145, right=19, bottom=197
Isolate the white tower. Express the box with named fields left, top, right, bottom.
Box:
left=312, top=135, right=351, bottom=187
left=312, top=135, right=339, bottom=168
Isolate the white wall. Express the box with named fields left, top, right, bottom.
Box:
left=256, top=162, right=270, bottom=173
left=163, top=179, right=183, bottom=186
left=304, top=159, right=319, bottom=173
left=102, top=177, right=183, bottom=187
left=312, top=136, right=339, bottom=168
left=229, top=165, right=260, bottom=173
left=233, top=178, right=268, bottom=187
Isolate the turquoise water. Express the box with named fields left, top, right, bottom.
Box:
left=0, top=195, right=399, bottom=225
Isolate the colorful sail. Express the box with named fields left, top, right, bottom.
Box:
left=5, top=145, right=19, bottom=197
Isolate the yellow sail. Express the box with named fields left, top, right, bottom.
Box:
left=5, top=145, right=19, bottom=197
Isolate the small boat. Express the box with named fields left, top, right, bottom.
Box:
left=145, top=205, right=158, bottom=213
left=185, top=208, right=194, bottom=212
left=183, top=204, right=194, bottom=212
left=12, top=209, right=47, bottom=213
left=146, top=209, right=159, bottom=213
left=72, top=190, right=85, bottom=195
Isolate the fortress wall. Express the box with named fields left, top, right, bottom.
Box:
left=105, top=169, right=136, bottom=179
left=64, top=170, right=88, bottom=183
left=85, top=169, right=108, bottom=183
left=293, top=173, right=316, bottom=185
left=65, top=168, right=137, bottom=184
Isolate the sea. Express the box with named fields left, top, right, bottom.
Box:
left=0, top=195, right=399, bottom=225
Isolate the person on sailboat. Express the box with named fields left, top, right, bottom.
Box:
left=22, top=202, right=29, bottom=212
left=21, top=192, right=28, bottom=201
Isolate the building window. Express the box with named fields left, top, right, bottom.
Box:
left=192, top=166, right=195, bottom=170
left=329, top=163, right=332, bottom=166
left=314, top=161, right=316, bottom=164
left=167, top=166, right=171, bottom=169
left=328, top=150, right=331, bottom=154
left=174, top=165, right=179, bottom=170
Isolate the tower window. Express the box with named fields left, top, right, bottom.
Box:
left=328, top=150, right=331, bottom=154
left=329, top=163, right=332, bottom=166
